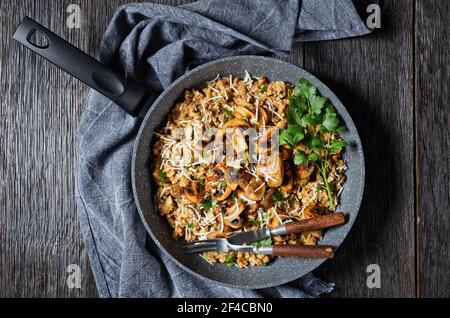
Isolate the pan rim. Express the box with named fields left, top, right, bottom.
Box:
left=132, top=55, right=365, bottom=289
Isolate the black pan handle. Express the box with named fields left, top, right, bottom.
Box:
left=13, top=16, right=150, bottom=117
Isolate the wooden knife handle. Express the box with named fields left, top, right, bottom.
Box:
left=284, top=213, right=346, bottom=234
left=272, top=245, right=334, bottom=258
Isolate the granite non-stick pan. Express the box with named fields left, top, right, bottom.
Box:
left=14, top=17, right=365, bottom=289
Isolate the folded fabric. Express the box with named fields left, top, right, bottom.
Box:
left=76, top=0, right=371, bottom=298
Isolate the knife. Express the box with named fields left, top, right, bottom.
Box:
left=226, top=212, right=346, bottom=245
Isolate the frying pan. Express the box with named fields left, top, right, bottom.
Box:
left=13, top=17, right=365, bottom=289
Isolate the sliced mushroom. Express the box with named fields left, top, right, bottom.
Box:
left=268, top=210, right=288, bottom=242
left=228, top=129, right=248, bottom=154
left=238, top=173, right=266, bottom=201
left=246, top=201, right=260, bottom=215
left=224, top=167, right=242, bottom=190
left=169, top=184, right=182, bottom=198
left=295, top=163, right=315, bottom=180
left=184, top=180, right=202, bottom=204
left=257, top=127, right=277, bottom=151
left=206, top=164, right=226, bottom=184
left=211, top=183, right=233, bottom=201
left=280, top=166, right=294, bottom=192
left=255, top=106, right=269, bottom=127
left=224, top=200, right=245, bottom=220
left=233, top=105, right=254, bottom=121
left=280, top=146, right=291, bottom=161
left=205, top=164, right=233, bottom=201
left=256, top=154, right=284, bottom=188
left=224, top=218, right=243, bottom=230
left=261, top=188, right=276, bottom=210
left=206, top=231, right=228, bottom=239
left=303, top=205, right=323, bottom=219
left=275, top=118, right=286, bottom=129
left=223, top=200, right=245, bottom=229
left=232, top=105, right=268, bottom=128
left=220, top=118, right=250, bottom=134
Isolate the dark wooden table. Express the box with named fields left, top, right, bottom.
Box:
left=1, top=0, right=448, bottom=298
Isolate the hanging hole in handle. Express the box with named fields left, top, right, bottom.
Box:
left=26, top=29, right=50, bottom=49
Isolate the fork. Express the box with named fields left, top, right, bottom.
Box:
left=185, top=239, right=334, bottom=258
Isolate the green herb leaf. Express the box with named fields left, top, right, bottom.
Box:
left=252, top=237, right=273, bottom=247
left=259, top=237, right=273, bottom=246
left=286, top=100, right=305, bottom=125
left=271, top=191, right=283, bottom=202
left=225, top=252, right=236, bottom=263
left=279, top=125, right=304, bottom=148
left=308, top=153, right=319, bottom=162
left=322, top=112, right=340, bottom=132
left=259, top=85, right=267, bottom=93
left=328, top=139, right=348, bottom=154
left=294, top=151, right=308, bottom=165
left=309, top=95, right=326, bottom=115
left=219, top=181, right=226, bottom=188
left=251, top=219, right=260, bottom=227
left=261, top=211, right=269, bottom=222
left=201, top=198, right=214, bottom=211
left=294, top=78, right=316, bottom=99
left=198, top=178, right=205, bottom=185
left=304, top=135, right=325, bottom=150
left=187, top=223, right=194, bottom=229
left=158, top=170, right=169, bottom=184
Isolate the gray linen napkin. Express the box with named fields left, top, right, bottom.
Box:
left=76, top=0, right=371, bottom=298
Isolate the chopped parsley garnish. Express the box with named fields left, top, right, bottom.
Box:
left=259, top=85, right=267, bottom=93
left=198, top=178, right=205, bottom=185
left=280, top=78, right=348, bottom=209
left=158, top=170, right=169, bottom=184
left=251, top=219, right=260, bottom=227
left=271, top=191, right=283, bottom=202
left=261, top=211, right=269, bottom=222
left=230, top=191, right=236, bottom=200
left=222, top=109, right=233, bottom=121
left=225, top=252, right=236, bottom=268
left=187, top=223, right=194, bottom=229
left=252, top=237, right=272, bottom=247
left=201, top=198, right=214, bottom=211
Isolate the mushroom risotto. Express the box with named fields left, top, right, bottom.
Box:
left=152, top=73, right=348, bottom=268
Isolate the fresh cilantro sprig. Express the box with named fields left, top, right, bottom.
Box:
left=280, top=78, right=348, bottom=209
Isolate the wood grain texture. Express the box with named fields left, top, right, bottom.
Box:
left=415, top=0, right=450, bottom=297
left=0, top=0, right=195, bottom=299
left=305, top=0, right=416, bottom=297
left=0, top=0, right=448, bottom=298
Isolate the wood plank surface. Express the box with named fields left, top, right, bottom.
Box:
left=0, top=0, right=448, bottom=298
left=0, top=0, right=193, bottom=299
left=415, top=0, right=450, bottom=297
left=305, top=0, right=416, bottom=297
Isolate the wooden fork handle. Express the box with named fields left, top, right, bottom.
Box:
left=271, top=245, right=334, bottom=258
left=283, top=213, right=346, bottom=235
